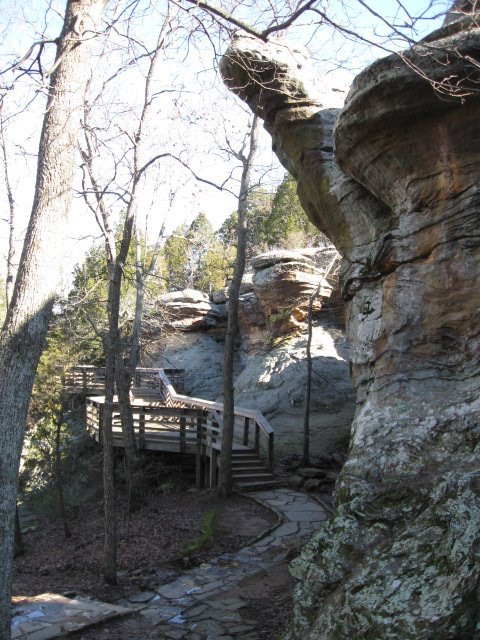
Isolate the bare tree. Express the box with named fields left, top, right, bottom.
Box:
left=0, top=100, right=16, bottom=307
left=217, top=115, right=260, bottom=497
left=81, top=11, right=177, bottom=582
left=0, top=0, right=107, bottom=636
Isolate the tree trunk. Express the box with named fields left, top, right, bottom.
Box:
left=13, top=508, right=23, bottom=559
left=102, top=261, right=121, bottom=586
left=1, top=96, right=24, bottom=564
left=55, top=413, right=71, bottom=538
left=0, top=2, right=107, bottom=637
left=0, top=102, right=16, bottom=307
left=302, top=295, right=314, bottom=466
left=115, top=354, right=139, bottom=509
left=217, top=116, right=259, bottom=498
left=303, top=255, right=338, bottom=466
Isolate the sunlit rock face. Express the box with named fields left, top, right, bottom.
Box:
left=222, top=13, right=480, bottom=640
left=234, top=247, right=354, bottom=457
left=159, top=289, right=226, bottom=332
left=239, top=248, right=337, bottom=344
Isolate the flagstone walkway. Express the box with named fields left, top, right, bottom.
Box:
left=12, top=488, right=329, bottom=640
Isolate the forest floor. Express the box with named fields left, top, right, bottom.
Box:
left=13, top=462, right=295, bottom=639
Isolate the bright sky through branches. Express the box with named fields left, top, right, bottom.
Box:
left=0, top=0, right=448, bottom=287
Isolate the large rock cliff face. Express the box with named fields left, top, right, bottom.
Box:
left=221, top=13, right=480, bottom=640
left=151, top=249, right=355, bottom=458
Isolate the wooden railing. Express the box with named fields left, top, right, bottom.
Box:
left=64, top=366, right=105, bottom=394
left=86, top=395, right=224, bottom=487
left=65, top=365, right=185, bottom=395
left=158, top=369, right=274, bottom=471
left=80, top=365, right=274, bottom=483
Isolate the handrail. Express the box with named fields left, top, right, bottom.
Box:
left=78, top=364, right=274, bottom=473
left=158, top=369, right=274, bottom=469
left=64, top=365, right=185, bottom=395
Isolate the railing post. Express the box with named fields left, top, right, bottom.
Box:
left=98, top=402, right=104, bottom=449
left=268, top=433, right=274, bottom=472
left=254, top=423, right=260, bottom=455
left=243, top=417, right=250, bottom=447
left=82, top=367, right=87, bottom=393
left=196, top=411, right=204, bottom=489
left=138, top=407, right=145, bottom=450
left=180, top=413, right=187, bottom=454
left=209, top=449, right=218, bottom=487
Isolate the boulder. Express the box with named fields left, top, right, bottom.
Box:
left=147, top=332, right=229, bottom=400
left=159, top=289, right=226, bottom=331
left=231, top=325, right=355, bottom=458
left=249, top=249, right=335, bottom=337
left=221, top=14, right=480, bottom=640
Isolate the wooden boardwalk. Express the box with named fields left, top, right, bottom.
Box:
left=66, top=366, right=276, bottom=490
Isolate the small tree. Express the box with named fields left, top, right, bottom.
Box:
left=217, top=115, right=260, bottom=497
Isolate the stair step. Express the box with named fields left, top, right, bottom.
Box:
left=231, top=459, right=264, bottom=466
left=232, top=472, right=274, bottom=482
left=232, top=466, right=270, bottom=474
left=234, top=480, right=282, bottom=492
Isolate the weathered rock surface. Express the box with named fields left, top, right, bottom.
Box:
left=152, top=249, right=354, bottom=459
left=231, top=326, right=355, bottom=457
left=159, top=289, right=226, bottom=332
left=252, top=250, right=332, bottom=323
left=147, top=332, right=229, bottom=400
left=238, top=248, right=338, bottom=347
left=221, top=13, right=480, bottom=640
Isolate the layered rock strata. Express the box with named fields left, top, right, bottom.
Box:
left=153, top=250, right=354, bottom=457
left=221, top=14, right=480, bottom=640
left=239, top=248, right=336, bottom=347
left=159, top=289, right=226, bottom=332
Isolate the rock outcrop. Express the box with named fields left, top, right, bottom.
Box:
left=233, top=326, right=354, bottom=457
left=151, top=248, right=355, bottom=458
left=238, top=248, right=338, bottom=349
left=221, top=12, right=480, bottom=640
left=159, top=289, right=226, bottom=332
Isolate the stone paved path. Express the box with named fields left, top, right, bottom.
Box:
left=123, top=489, right=329, bottom=639
left=12, top=489, right=328, bottom=640
left=11, top=594, right=131, bottom=640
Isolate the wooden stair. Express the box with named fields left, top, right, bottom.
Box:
left=231, top=449, right=280, bottom=492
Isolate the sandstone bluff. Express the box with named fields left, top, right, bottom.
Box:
left=221, top=7, right=480, bottom=640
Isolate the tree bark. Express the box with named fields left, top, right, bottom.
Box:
left=0, top=2, right=107, bottom=637
left=217, top=116, right=260, bottom=498
left=13, top=509, right=23, bottom=559
left=55, top=413, right=71, bottom=538
left=102, top=260, right=122, bottom=586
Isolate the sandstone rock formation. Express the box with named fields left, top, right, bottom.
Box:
left=233, top=326, right=354, bottom=457
left=151, top=248, right=354, bottom=458
left=238, top=247, right=338, bottom=349
left=221, top=12, right=480, bottom=640
left=159, top=289, right=226, bottom=332
left=148, top=332, right=228, bottom=400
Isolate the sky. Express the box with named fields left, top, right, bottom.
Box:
left=0, top=0, right=450, bottom=289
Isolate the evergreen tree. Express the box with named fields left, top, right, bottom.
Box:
left=164, top=213, right=233, bottom=293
